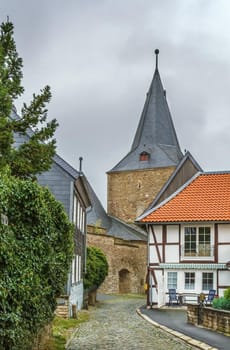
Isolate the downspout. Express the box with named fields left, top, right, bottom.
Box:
left=146, top=223, right=152, bottom=307
left=66, top=180, right=74, bottom=296
left=78, top=157, right=87, bottom=276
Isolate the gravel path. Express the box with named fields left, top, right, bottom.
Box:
left=67, top=294, right=198, bottom=350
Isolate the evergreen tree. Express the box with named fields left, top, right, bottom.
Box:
left=0, top=19, right=58, bottom=178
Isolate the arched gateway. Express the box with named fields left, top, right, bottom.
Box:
left=119, top=269, right=131, bottom=293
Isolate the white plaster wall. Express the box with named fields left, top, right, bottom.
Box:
left=166, top=225, right=179, bottom=243
left=149, top=245, right=163, bottom=263
left=149, top=245, right=158, bottom=263
left=218, top=245, right=230, bottom=262
left=69, top=281, right=84, bottom=313
left=219, top=271, right=230, bottom=285
left=218, top=224, right=230, bottom=242
left=152, top=225, right=162, bottom=243
left=149, top=274, right=158, bottom=303
left=157, top=273, right=165, bottom=307
left=165, top=245, right=179, bottom=262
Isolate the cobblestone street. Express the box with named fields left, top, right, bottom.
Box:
left=66, top=295, right=198, bottom=350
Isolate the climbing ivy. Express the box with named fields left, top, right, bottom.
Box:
left=0, top=170, right=73, bottom=350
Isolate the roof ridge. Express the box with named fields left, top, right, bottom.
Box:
left=53, top=153, right=80, bottom=178
left=201, top=170, right=230, bottom=175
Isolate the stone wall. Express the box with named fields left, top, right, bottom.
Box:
left=32, top=324, right=52, bottom=350
left=107, top=167, right=175, bottom=222
left=187, top=304, right=230, bottom=334
left=87, top=232, right=147, bottom=294
left=56, top=295, right=69, bottom=318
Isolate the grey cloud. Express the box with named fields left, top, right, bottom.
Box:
left=1, top=0, right=230, bottom=207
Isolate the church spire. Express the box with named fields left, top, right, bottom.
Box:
left=109, top=50, right=183, bottom=173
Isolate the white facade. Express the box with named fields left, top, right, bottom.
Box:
left=147, top=223, right=230, bottom=307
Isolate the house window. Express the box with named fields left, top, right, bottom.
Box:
left=78, top=255, right=82, bottom=281
left=185, top=272, right=195, bottom=290
left=139, top=151, right=150, bottom=161
left=73, top=194, right=86, bottom=233
left=167, top=272, right=177, bottom=289
left=73, top=195, right=77, bottom=224
left=202, top=272, right=213, bottom=291
left=71, top=255, right=82, bottom=284
left=184, top=226, right=211, bottom=257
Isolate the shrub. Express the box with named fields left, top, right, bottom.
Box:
left=212, top=297, right=230, bottom=311
left=224, top=287, right=230, bottom=300
left=84, top=246, right=108, bottom=291
left=0, top=171, right=73, bottom=350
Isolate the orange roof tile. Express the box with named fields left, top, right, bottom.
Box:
left=140, top=172, right=230, bottom=223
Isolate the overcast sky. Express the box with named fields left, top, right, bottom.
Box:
left=1, top=0, right=230, bottom=208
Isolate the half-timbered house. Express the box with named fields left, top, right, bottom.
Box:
left=137, top=170, right=230, bottom=307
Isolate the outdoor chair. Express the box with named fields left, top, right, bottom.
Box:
left=205, top=289, right=216, bottom=305
left=168, top=288, right=179, bottom=306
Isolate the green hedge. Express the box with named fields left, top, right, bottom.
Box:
left=0, top=170, right=73, bottom=350
left=212, top=288, right=230, bottom=311
left=84, top=246, right=108, bottom=291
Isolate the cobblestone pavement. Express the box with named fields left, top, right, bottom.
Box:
left=66, top=294, right=198, bottom=350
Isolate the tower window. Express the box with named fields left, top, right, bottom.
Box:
left=139, top=151, right=150, bottom=161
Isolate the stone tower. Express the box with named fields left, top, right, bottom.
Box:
left=107, top=50, right=183, bottom=222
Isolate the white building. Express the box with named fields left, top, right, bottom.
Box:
left=137, top=171, right=230, bottom=307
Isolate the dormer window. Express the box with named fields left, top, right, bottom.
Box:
left=139, top=151, right=150, bottom=161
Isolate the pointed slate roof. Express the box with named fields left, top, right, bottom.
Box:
left=109, top=50, right=183, bottom=173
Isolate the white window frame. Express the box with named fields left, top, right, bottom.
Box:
left=73, top=193, right=86, bottom=233
left=167, top=272, right=178, bottom=289
left=71, top=254, right=82, bottom=284
left=181, top=224, right=214, bottom=260
left=202, top=272, right=214, bottom=291
left=184, top=272, right=195, bottom=290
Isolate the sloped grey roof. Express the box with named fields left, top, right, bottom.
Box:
left=86, top=178, right=147, bottom=241
left=109, top=66, right=183, bottom=173
left=53, top=154, right=80, bottom=179
left=107, top=215, right=147, bottom=241
left=86, top=177, right=111, bottom=230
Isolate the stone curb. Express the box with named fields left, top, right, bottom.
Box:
left=136, top=308, right=219, bottom=350
left=65, top=327, right=80, bottom=350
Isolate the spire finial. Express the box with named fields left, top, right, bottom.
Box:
left=155, top=49, right=159, bottom=70
left=79, top=156, right=83, bottom=172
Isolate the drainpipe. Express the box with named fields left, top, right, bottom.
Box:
left=146, top=223, right=152, bottom=307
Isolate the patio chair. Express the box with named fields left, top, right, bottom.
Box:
left=205, top=289, right=216, bottom=305
left=168, top=288, right=179, bottom=306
